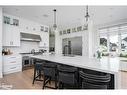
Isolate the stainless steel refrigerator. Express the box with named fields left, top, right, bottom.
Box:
left=62, top=36, right=82, bottom=56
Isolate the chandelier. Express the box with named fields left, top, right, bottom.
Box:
left=53, top=9, right=57, bottom=31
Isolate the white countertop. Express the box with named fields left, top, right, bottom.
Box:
left=31, top=54, right=121, bottom=74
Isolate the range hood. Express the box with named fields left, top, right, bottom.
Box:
left=20, top=33, right=41, bottom=42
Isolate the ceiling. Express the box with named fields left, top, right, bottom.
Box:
left=2, top=6, right=127, bottom=29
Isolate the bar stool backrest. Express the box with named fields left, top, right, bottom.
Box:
left=43, top=62, right=57, bottom=79
left=57, top=65, right=78, bottom=85
left=79, top=70, right=111, bottom=89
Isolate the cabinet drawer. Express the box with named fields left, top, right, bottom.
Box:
left=4, top=55, right=21, bottom=60
left=3, top=64, right=22, bottom=74
left=4, top=59, right=22, bottom=65
left=3, top=55, right=22, bottom=65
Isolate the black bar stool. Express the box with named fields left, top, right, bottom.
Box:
left=32, top=60, right=44, bottom=84
left=57, top=65, right=78, bottom=89
left=79, top=69, right=111, bottom=89
left=42, top=62, right=57, bottom=89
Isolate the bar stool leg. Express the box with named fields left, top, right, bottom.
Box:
left=32, top=68, right=36, bottom=84
left=42, top=76, right=46, bottom=89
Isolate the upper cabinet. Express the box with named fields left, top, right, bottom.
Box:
left=39, top=27, right=49, bottom=52
left=39, top=32, right=49, bottom=48
left=2, top=13, right=49, bottom=48
left=19, top=18, right=49, bottom=33
left=3, top=14, right=20, bottom=46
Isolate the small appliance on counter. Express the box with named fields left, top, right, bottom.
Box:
left=2, top=48, right=13, bottom=55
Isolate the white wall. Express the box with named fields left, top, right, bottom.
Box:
left=88, top=21, right=99, bottom=58
left=0, top=7, right=3, bottom=78
left=55, top=30, right=62, bottom=54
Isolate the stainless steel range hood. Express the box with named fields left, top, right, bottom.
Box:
left=20, top=32, right=41, bottom=42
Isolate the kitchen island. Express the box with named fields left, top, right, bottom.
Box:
left=31, top=54, right=121, bottom=89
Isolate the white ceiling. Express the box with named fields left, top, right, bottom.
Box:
left=2, top=6, right=127, bottom=29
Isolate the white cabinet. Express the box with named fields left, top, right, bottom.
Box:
left=2, top=54, right=22, bottom=74
left=3, top=14, right=20, bottom=46
left=3, top=24, right=20, bottom=46
left=39, top=32, right=49, bottom=51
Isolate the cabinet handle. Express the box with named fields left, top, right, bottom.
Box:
left=10, top=67, right=16, bottom=69
left=10, top=57, right=16, bottom=58
left=10, top=61, right=16, bottom=63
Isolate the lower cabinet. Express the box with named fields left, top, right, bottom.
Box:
left=2, top=54, right=22, bottom=74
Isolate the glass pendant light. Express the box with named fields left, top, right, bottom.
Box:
left=83, top=5, right=90, bottom=30
left=53, top=9, right=57, bottom=31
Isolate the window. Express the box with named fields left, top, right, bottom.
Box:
left=99, top=25, right=127, bottom=57
left=109, top=35, right=118, bottom=56
left=120, top=33, right=127, bottom=57
left=100, top=35, right=108, bottom=52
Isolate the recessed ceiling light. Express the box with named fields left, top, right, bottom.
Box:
left=109, top=7, right=113, bottom=10
left=77, top=18, right=80, bottom=20
left=15, top=8, right=19, bottom=11
left=109, top=15, right=113, bottom=18
left=43, top=14, right=49, bottom=18
left=34, top=16, right=39, bottom=18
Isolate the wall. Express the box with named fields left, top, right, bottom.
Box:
left=88, top=20, right=99, bottom=58
left=0, top=7, right=3, bottom=78
left=3, top=13, right=49, bottom=54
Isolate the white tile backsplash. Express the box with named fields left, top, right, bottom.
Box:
left=3, top=41, right=42, bottom=54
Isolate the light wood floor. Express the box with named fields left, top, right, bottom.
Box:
left=0, top=69, right=127, bottom=89
left=0, top=69, right=55, bottom=89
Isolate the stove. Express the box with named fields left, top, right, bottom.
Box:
left=21, top=49, right=46, bottom=70
left=21, top=54, right=34, bottom=70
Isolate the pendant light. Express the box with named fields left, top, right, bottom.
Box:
left=84, top=5, right=90, bottom=30
left=85, top=5, right=90, bottom=22
left=53, top=9, right=57, bottom=31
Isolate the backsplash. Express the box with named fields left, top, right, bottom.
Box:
left=3, top=41, right=43, bottom=54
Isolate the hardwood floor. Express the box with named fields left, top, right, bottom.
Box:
left=0, top=69, right=55, bottom=89
left=120, top=71, right=127, bottom=89
left=0, top=69, right=127, bottom=89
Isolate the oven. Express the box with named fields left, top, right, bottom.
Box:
left=22, top=56, right=30, bottom=67
left=21, top=50, right=44, bottom=70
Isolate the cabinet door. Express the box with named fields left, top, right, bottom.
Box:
left=11, top=26, right=20, bottom=46
left=39, top=32, right=49, bottom=48
left=3, top=24, right=12, bottom=46
left=3, top=24, right=20, bottom=46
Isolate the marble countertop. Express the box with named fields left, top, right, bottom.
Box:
left=31, top=54, right=121, bottom=74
